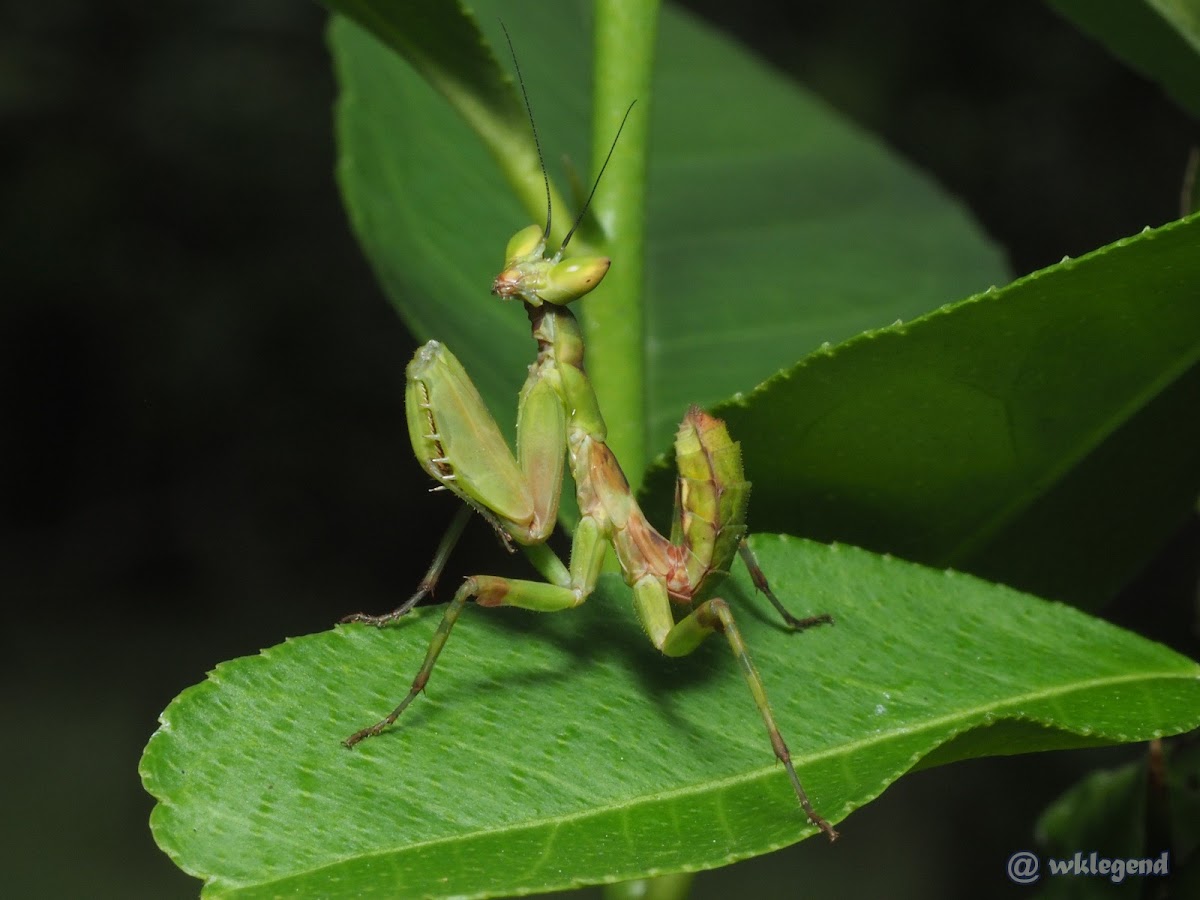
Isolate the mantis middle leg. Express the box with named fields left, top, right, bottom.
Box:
left=345, top=512, right=610, bottom=747
left=342, top=505, right=473, bottom=627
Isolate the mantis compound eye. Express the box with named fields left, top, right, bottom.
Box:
left=492, top=224, right=546, bottom=301
left=502, top=224, right=545, bottom=267
left=537, top=256, right=611, bottom=306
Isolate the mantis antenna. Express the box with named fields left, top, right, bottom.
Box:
left=499, top=22, right=636, bottom=259
left=499, top=22, right=553, bottom=247
left=558, top=100, right=636, bottom=258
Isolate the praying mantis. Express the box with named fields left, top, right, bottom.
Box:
left=341, top=32, right=839, bottom=842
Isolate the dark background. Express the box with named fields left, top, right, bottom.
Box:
left=1, top=1, right=1196, bottom=897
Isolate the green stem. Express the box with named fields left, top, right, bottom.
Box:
left=588, top=0, right=660, bottom=490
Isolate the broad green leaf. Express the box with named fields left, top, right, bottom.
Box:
left=330, top=0, right=1007, bottom=460
left=644, top=215, right=1200, bottom=608
left=320, top=0, right=516, bottom=133
left=141, top=537, right=1200, bottom=898
left=1049, top=0, right=1200, bottom=116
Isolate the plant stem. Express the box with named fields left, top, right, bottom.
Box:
left=588, top=0, right=660, bottom=489
left=604, top=873, right=695, bottom=900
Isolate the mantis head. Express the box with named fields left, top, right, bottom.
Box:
left=491, top=224, right=611, bottom=307
left=491, top=25, right=631, bottom=309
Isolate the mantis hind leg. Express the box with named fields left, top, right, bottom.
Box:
left=687, top=597, right=838, bottom=840
left=632, top=577, right=839, bottom=841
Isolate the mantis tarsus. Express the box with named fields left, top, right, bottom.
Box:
left=341, top=31, right=839, bottom=842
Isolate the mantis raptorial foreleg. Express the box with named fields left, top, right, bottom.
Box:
left=341, top=331, right=567, bottom=630
left=341, top=29, right=839, bottom=841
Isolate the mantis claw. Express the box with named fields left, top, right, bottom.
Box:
left=782, top=611, right=835, bottom=631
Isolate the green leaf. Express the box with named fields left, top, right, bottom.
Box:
left=643, top=214, right=1200, bottom=608
left=1049, top=0, right=1200, bottom=117
left=1032, top=741, right=1200, bottom=898
left=140, top=537, right=1200, bottom=898
left=319, top=0, right=517, bottom=135
left=329, top=0, right=1007, bottom=463
left=1036, top=760, right=1150, bottom=872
